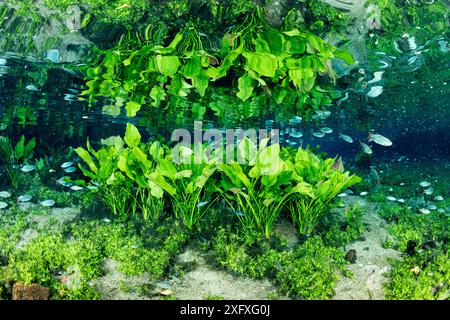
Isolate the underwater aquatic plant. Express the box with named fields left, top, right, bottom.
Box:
left=217, top=137, right=293, bottom=238
left=286, top=148, right=361, bottom=236
left=155, top=143, right=219, bottom=230
left=0, top=135, right=36, bottom=189
left=75, top=124, right=167, bottom=222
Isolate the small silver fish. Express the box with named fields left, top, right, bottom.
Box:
left=337, top=193, right=348, bottom=198
left=419, top=208, right=430, bottom=214
left=360, top=142, right=373, bottom=155
left=70, top=185, right=84, bottom=191
left=0, top=201, right=8, bottom=209
left=320, top=127, right=333, bottom=134
left=419, top=181, right=431, bottom=188
left=387, top=196, right=397, bottom=202
left=434, top=196, right=443, bottom=201
left=64, top=166, right=76, bottom=173
left=196, top=201, right=209, bottom=208
left=397, top=199, right=405, bottom=203
left=314, top=110, right=331, bottom=120
left=56, top=177, right=73, bottom=187
left=40, top=200, right=55, bottom=207
left=0, top=191, right=11, bottom=198
left=289, top=116, right=302, bottom=125
left=21, top=165, right=36, bottom=173
left=61, top=162, right=73, bottom=169
left=360, top=192, right=368, bottom=196
left=26, top=84, right=39, bottom=91
left=290, top=132, right=303, bottom=138
left=312, top=131, right=325, bottom=138
left=369, top=133, right=392, bottom=146
left=18, top=195, right=32, bottom=202
left=233, top=210, right=245, bottom=217
left=423, top=187, right=434, bottom=195
left=339, top=133, right=353, bottom=143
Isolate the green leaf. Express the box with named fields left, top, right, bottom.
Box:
left=183, top=56, right=202, bottom=77
left=333, top=49, right=355, bottom=65
left=101, top=135, right=125, bottom=152
left=236, top=74, right=254, bottom=101
left=150, top=86, right=166, bottom=107
left=103, top=104, right=121, bottom=117
left=157, top=159, right=177, bottom=180
left=13, top=136, right=25, bottom=159
left=75, top=147, right=98, bottom=174
left=124, top=123, right=141, bottom=147
left=23, top=138, right=36, bottom=159
left=132, top=147, right=151, bottom=168
left=238, top=137, right=257, bottom=164
left=243, top=52, right=278, bottom=77
left=154, top=55, right=180, bottom=76
left=192, top=72, right=209, bottom=97
left=125, top=101, right=141, bottom=117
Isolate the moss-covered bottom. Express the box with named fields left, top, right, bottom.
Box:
left=0, top=159, right=448, bottom=300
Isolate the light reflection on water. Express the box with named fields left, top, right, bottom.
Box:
left=0, top=33, right=449, bottom=163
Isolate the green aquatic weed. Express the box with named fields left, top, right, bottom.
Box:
left=286, top=148, right=361, bottom=236
left=217, top=137, right=293, bottom=238
left=0, top=135, right=36, bottom=189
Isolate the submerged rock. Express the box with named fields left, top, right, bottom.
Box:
left=345, top=249, right=357, bottom=264
left=12, top=283, right=50, bottom=300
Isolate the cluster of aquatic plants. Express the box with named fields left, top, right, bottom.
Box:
left=0, top=204, right=189, bottom=300
left=0, top=135, right=36, bottom=189
left=76, top=124, right=360, bottom=237
left=378, top=203, right=450, bottom=299
left=210, top=214, right=361, bottom=300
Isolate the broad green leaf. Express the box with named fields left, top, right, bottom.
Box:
left=125, top=101, right=141, bottom=117
left=149, top=141, right=165, bottom=161
left=23, top=138, right=36, bottom=159
left=101, top=135, right=125, bottom=152
left=157, top=159, right=177, bottom=180
left=261, top=29, right=285, bottom=55
left=333, top=49, right=355, bottom=65
left=150, top=86, right=166, bottom=107
left=175, top=169, right=192, bottom=179
left=103, top=104, right=121, bottom=117
left=236, top=74, right=254, bottom=101
left=242, top=52, right=278, bottom=78
left=132, top=147, right=151, bottom=168
left=124, top=123, right=141, bottom=147
left=192, top=73, right=209, bottom=97
left=154, top=55, right=180, bottom=76
left=14, top=136, right=25, bottom=159
left=75, top=147, right=98, bottom=173
left=292, top=181, right=315, bottom=198
left=183, top=56, right=202, bottom=77
left=238, top=137, right=257, bottom=164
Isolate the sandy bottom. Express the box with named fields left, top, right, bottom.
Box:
left=332, top=196, right=402, bottom=300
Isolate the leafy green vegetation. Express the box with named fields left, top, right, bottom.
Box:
left=209, top=207, right=362, bottom=300
left=76, top=124, right=360, bottom=237
left=81, top=4, right=351, bottom=121
left=378, top=203, right=450, bottom=299
left=0, top=204, right=189, bottom=300
left=0, top=135, right=36, bottom=189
